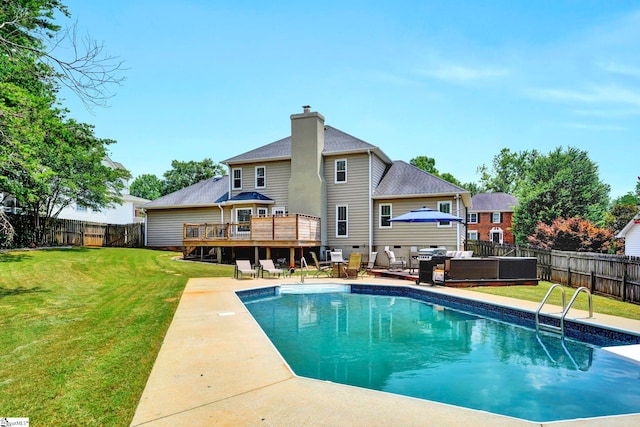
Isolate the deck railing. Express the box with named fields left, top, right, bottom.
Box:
left=183, top=213, right=321, bottom=243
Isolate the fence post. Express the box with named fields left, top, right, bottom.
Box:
left=622, top=269, right=627, bottom=303
left=567, top=256, right=571, bottom=288
left=589, top=270, right=595, bottom=294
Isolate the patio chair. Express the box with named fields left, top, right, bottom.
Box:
left=384, top=246, right=406, bottom=271
left=259, top=259, right=284, bottom=278
left=310, top=251, right=332, bottom=277
left=359, top=252, right=377, bottom=277
left=342, top=252, right=362, bottom=279
left=235, top=260, right=258, bottom=279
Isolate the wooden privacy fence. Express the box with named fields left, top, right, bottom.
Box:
left=47, top=219, right=144, bottom=248
left=467, top=240, right=640, bottom=304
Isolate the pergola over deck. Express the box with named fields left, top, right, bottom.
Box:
left=182, top=214, right=321, bottom=264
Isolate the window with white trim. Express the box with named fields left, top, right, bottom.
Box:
left=272, top=207, right=285, bottom=216
left=257, top=207, right=268, bottom=217
left=336, top=205, right=348, bottom=237
left=437, top=201, right=452, bottom=227
left=255, top=166, right=265, bottom=188
left=468, top=213, right=478, bottom=224
left=467, top=230, right=479, bottom=240
left=236, top=208, right=252, bottom=232
left=232, top=168, right=242, bottom=190
left=379, top=204, right=392, bottom=228
left=492, top=212, right=501, bottom=223
left=335, top=159, right=347, bottom=183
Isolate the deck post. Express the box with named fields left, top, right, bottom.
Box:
left=289, top=247, right=295, bottom=268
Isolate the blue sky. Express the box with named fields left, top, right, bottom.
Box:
left=56, top=1, right=640, bottom=199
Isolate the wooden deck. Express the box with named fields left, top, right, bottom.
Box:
left=182, top=214, right=321, bottom=254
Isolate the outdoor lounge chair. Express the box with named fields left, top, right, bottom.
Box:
left=384, top=246, right=406, bottom=271
left=235, top=260, right=257, bottom=279
left=342, top=252, right=362, bottom=279
left=359, top=252, right=377, bottom=277
left=259, top=259, right=284, bottom=278
left=310, top=251, right=332, bottom=277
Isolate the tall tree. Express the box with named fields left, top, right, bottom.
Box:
left=0, top=0, right=124, bottom=108
left=410, top=155, right=469, bottom=189
left=162, top=159, right=225, bottom=195
left=477, top=148, right=540, bottom=194
left=130, top=174, right=163, bottom=200
left=512, top=147, right=610, bottom=243
left=410, top=156, right=438, bottom=174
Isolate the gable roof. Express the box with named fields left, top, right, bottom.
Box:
left=471, top=193, right=518, bottom=212
left=142, top=176, right=229, bottom=209
left=616, top=215, right=640, bottom=238
left=223, top=126, right=391, bottom=164
left=373, top=161, right=471, bottom=204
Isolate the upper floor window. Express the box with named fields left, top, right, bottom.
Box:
left=335, top=159, right=347, bottom=183
left=492, top=212, right=502, bottom=223
left=255, top=166, right=265, bottom=188
left=467, top=230, right=479, bottom=241
left=232, top=168, right=242, bottom=190
left=468, top=213, right=478, bottom=224
left=336, top=205, right=348, bottom=237
left=379, top=204, right=392, bottom=228
left=437, top=201, right=452, bottom=227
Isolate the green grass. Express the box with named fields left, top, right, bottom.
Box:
left=1, top=248, right=638, bottom=425
left=0, top=247, right=233, bottom=426
left=468, top=281, right=640, bottom=320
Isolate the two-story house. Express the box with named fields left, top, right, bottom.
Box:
left=466, top=192, right=518, bottom=244
left=57, top=156, right=149, bottom=225
left=143, top=108, right=471, bottom=266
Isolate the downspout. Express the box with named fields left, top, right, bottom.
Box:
left=368, top=150, right=373, bottom=257
left=455, top=194, right=461, bottom=251
left=217, top=203, right=224, bottom=224
left=142, top=208, right=147, bottom=247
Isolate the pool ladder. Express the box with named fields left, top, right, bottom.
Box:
left=535, top=284, right=593, bottom=339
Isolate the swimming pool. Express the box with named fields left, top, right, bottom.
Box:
left=239, top=284, right=640, bottom=423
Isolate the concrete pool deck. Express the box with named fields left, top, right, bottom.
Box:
left=130, top=276, right=640, bottom=427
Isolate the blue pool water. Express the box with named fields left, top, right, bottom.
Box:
left=241, top=286, right=640, bottom=422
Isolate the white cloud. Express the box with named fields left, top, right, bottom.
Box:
left=597, top=62, right=640, bottom=79
left=564, top=122, right=626, bottom=131
left=421, top=64, right=510, bottom=83
left=527, top=85, right=640, bottom=107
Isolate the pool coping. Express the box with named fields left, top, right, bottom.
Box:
left=130, top=276, right=640, bottom=427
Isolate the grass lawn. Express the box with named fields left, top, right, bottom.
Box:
left=468, top=281, right=640, bottom=320
left=1, top=248, right=638, bottom=426
left=0, top=247, right=233, bottom=426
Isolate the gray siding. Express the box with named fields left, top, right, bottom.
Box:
left=230, top=160, right=291, bottom=213
left=324, top=153, right=370, bottom=251
left=371, top=153, right=388, bottom=190
left=146, top=207, right=221, bottom=247
left=372, top=198, right=464, bottom=261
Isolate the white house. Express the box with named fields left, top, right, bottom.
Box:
left=57, top=157, right=149, bottom=225
left=616, top=215, right=640, bottom=257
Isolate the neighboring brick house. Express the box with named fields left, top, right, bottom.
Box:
left=143, top=107, right=472, bottom=265
left=466, top=193, right=518, bottom=244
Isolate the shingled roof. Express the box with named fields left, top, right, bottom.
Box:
left=373, top=161, right=468, bottom=198
left=142, top=176, right=229, bottom=209
left=470, top=193, right=518, bottom=212
left=224, top=126, right=387, bottom=164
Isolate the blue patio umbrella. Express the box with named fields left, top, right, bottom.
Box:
left=389, top=206, right=464, bottom=223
